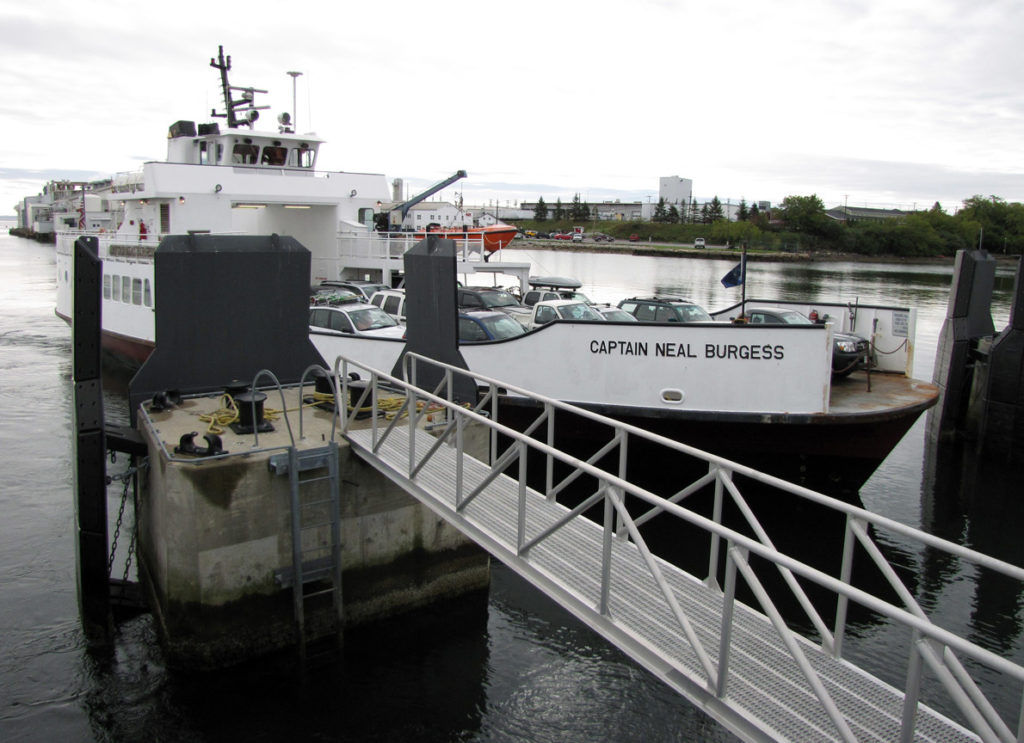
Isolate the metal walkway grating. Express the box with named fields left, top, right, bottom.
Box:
left=346, top=424, right=977, bottom=743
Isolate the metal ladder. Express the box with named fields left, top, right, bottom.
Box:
left=271, top=442, right=343, bottom=662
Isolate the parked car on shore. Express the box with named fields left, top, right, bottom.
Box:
left=694, top=237, right=706, bottom=249
left=628, top=234, right=640, bottom=242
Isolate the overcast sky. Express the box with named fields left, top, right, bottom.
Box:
left=3, top=0, right=1023, bottom=216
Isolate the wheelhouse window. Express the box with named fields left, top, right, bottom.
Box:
left=111, top=275, right=120, bottom=301
left=132, top=278, right=143, bottom=305
left=103, top=275, right=111, bottom=299
left=122, top=276, right=132, bottom=303
left=293, top=144, right=314, bottom=168
left=199, top=141, right=211, bottom=164
left=144, top=279, right=152, bottom=307
left=261, top=146, right=287, bottom=166
left=232, top=142, right=259, bottom=164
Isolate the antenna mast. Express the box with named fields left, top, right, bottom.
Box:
left=209, top=46, right=269, bottom=129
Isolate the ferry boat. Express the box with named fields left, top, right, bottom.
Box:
left=53, top=47, right=524, bottom=363
left=311, top=267, right=939, bottom=497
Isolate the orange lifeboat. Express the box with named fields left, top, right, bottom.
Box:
left=418, top=224, right=518, bottom=253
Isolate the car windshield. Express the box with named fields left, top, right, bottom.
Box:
left=753, top=309, right=812, bottom=325
left=674, top=304, right=712, bottom=322
left=776, top=310, right=812, bottom=325
left=480, top=314, right=526, bottom=339
left=479, top=290, right=518, bottom=308
left=348, top=307, right=398, bottom=330
left=601, top=308, right=636, bottom=322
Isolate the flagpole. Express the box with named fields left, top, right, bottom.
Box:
left=740, top=246, right=747, bottom=318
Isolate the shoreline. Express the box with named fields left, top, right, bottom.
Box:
left=507, top=240, right=1020, bottom=266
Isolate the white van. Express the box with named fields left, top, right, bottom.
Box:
left=369, top=289, right=407, bottom=325
left=694, top=237, right=706, bottom=249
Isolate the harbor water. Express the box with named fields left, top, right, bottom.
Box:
left=1, top=226, right=1021, bottom=742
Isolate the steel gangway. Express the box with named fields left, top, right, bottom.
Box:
left=322, top=351, right=1024, bottom=743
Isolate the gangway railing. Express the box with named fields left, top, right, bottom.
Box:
left=326, top=351, right=1024, bottom=743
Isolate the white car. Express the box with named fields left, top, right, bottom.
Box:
left=308, top=303, right=406, bottom=339
left=694, top=237, right=706, bottom=249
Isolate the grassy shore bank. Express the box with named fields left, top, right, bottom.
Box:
left=505, top=239, right=1020, bottom=266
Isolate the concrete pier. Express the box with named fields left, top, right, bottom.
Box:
left=136, top=384, right=489, bottom=669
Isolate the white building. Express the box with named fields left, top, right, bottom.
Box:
left=402, top=201, right=467, bottom=230
left=659, top=176, right=693, bottom=208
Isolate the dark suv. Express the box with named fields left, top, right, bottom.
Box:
left=745, top=306, right=869, bottom=377
left=617, top=296, right=713, bottom=323
left=457, top=286, right=532, bottom=327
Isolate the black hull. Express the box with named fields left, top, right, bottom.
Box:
left=494, top=382, right=932, bottom=500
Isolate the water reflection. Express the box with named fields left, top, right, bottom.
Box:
left=922, top=434, right=1024, bottom=658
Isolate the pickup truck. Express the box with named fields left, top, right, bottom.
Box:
left=527, top=299, right=605, bottom=329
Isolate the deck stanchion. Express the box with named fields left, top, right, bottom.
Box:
left=717, top=544, right=739, bottom=698
left=834, top=515, right=857, bottom=658
left=455, top=415, right=464, bottom=508
left=708, top=465, right=725, bottom=589
left=490, top=383, right=498, bottom=464
left=516, top=440, right=527, bottom=552
left=599, top=483, right=615, bottom=615
left=616, top=432, right=628, bottom=537
left=545, top=402, right=555, bottom=497
left=899, top=631, right=924, bottom=743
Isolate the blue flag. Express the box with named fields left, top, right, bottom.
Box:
left=721, top=259, right=745, bottom=288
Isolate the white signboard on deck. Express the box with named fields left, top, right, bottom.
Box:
left=462, top=322, right=833, bottom=414
left=312, top=322, right=835, bottom=415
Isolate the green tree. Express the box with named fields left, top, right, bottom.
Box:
left=553, top=198, right=564, bottom=221
left=667, top=204, right=681, bottom=224
left=737, top=199, right=749, bottom=222
left=708, top=196, right=725, bottom=222
left=534, top=196, right=548, bottom=222
left=778, top=194, right=836, bottom=238
left=959, top=194, right=1024, bottom=253
left=653, top=197, right=668, bottom=223
left=570, top=193, right=584, bottom=221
